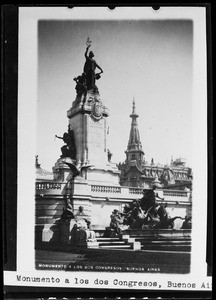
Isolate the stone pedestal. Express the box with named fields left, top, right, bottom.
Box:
left=60, top=219, right=99, bottom=248
left=66, top=89, right=120, bottom=185
left=60, top=219, right=77, bottom=243
left=53, top=157, right=75, bottom=182
left=48, top=88, right=122, bottom=243
left=67, top=90, right=108, bottom=166
left=42, top=224, right=60, bottom=242
left=74, top=228, right=99, bottom=248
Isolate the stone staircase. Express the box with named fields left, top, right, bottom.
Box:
left=124, top=229, right=191, bottom=252
left=96, top=229, right=191, bottom=252
left=97, top=237, right=140, bottom=250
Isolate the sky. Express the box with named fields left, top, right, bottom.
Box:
left=37, top=19, right=193, bottom=171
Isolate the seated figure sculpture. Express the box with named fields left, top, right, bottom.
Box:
left=73, top=73, right=87, bottom=101
left=55, top=125, right=76, bottom=160
left=110, top=209, right=124, bottom=234
left=74, top=206, right=96, bottom=241
left=104, top=209, right=129, bottom=237
left=181, top=216, right=192, bottom=229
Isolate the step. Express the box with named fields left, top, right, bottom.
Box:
left=143, top=243, right=191, bottom=247
left=99, top=244, right=131, bottom=249
left=140, top=241, right=191, bottom=245
left=122, top=229, right=191, bottom=235
left=98, top=241, right=126, bottom=245
left=134, top=239, right=191, bottom=244
left=131, top=235, right=191, bottom=239
left=130, top=235, right=191, bottom=240
left=140, top=241, right=191, bottom=246
left=141, top=245, right=191, bottom=251
left=97, top=238, right=120, bottom=241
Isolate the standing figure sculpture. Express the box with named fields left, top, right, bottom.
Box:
left=83, top=44, right=103, bottom=90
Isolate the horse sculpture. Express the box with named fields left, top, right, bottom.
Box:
left=108, top=189, right=185, bottom=232
left=152, top=204, right=184, bottom=229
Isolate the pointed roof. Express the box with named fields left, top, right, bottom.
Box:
left=124, top=160, right=143, bottom=174
left=127, top=99, right=144, bottom=154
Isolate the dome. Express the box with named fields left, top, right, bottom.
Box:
left=35, top=155, right=54, bottom=180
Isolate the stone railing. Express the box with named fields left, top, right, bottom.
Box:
left=36, top=182, right=62, bottom=190
left=35, top=181, right=191, bottom=203
left=128, top=188, right=143, bottom=195
left=91, top=185, right=121, bottom=193
left=163, top=190, right=188, bottom=198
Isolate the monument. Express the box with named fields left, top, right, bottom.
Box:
left=39, top=39, right=122, bottom=245
left=53, top=39, right=120, bottom=185
left=35, top=39, right=192, bottom=247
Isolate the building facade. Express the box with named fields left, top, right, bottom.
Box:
left=118, top=100, right=192, bottom=190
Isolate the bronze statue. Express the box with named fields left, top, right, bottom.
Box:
left=152, top=204, right=184, bottom=229
left=73, top=73, right=87, bottom=98
left=109, top=209, right=124, bottom=234
left=112, top=189, right=184, bottom=231
left=140, top=185, right=164, bottom=216
left=55, top=125, right=76, bottom=159
left=83, top=44, right=103, bottom=90
left=121, top=200, right=153, bottom=229
left=60, top=198, right=74, bottom=221
left=181, top=216, right=192, bottom=229
left=107, top=149, right=113, bottom=162
left=62, top=161, right=94, bottom=179
left=75, top=206, right=91, bottom=229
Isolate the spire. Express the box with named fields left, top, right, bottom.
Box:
left=127, top=99, right=143, bottom=153
left=35, top=155, right=41, bottom=168
left=130, top=98, right=138, bottom=118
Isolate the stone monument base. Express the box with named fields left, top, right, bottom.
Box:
left=59, top=219, right=99, bottom=248
left=42, top=224, right=60, bottom=242
left=84, top=163, right=120, bottom=186
left=52, top=157, right=120, bottom=186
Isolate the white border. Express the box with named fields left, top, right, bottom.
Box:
left=4, top=7, right=211, bottom=291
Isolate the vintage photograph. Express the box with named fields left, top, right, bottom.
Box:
left=4, top=6, right=211, bottom=293
left=35, top=16, right=193, bottom=274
